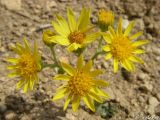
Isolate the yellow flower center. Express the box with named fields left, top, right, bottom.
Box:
left=111, top=35, right=134, bottom=61
left=68, top=70, right=93, bottom=96
left=68, top=31, right=85, bottom=44
left=98, top=9, right=114, bottom=25
left=17, top=53, right=38, bottom=78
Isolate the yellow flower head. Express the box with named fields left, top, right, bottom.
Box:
left=42, top=29, right=56, bottom=46
left=102, top=17, right=149, bottom=73
left=7, top=39, right=41, bottom=93
left=52, top=55, right=109, bottom=112
left=97, top=9, right=114, bottom=31
left=50, top=8, right=100, bottom=52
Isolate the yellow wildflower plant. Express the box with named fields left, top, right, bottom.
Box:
left=42, top=29, right=56, bottom=46
left=50, top=8, right=100, bottom=52
left=52, top=55, right=109, bottom=112
left=97, top=9, right=114, bottom=31
left=102, top=18, right=149, bottom=73
left=7, top=39, right=41, bottom=93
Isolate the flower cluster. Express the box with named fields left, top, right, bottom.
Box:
left=7, top=7, right=148, bottom=112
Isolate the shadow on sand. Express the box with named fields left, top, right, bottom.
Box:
left=2, top=92, right=66, bottom=120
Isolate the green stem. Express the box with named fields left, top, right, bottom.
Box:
left=91, top=51, right=104, bottom=60
left=74, top=47, right=86, bottom=57
left=98, top=37, right=103, bottom=50
left=49, top=46, right=64, bottom=73
left=50, top=46, right=59, bottom=66
left=42, top=63, right=58, bottom=69
left=91, top=37, right=103, bottom=60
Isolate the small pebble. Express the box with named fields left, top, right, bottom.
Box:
left=137, top=73, right=149, bottom=81
left=148, top=96, right=159, bottom=115
left=5, top=111, right=17, bottom=120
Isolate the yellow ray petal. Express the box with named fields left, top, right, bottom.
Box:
left=52, top=21, right=64, bottom=36
left=93, top=80, right=109, bottom=87
left=67, top=8, right=77, bottom=32
left=103, top=45, right=111, bottom=52
left=63, top=94, right=72, bottom=111
left=56, top=15, right=70, bottom=34
left=130, top=31, right=143, bottom=40
left=23, top=38, right=30, bottom=52
left=132, top=40, right=149, bottom=47
left=121, top=60, right=134, bottom=71
left=124, top=21, right=135, bottom=36
left=77, top=55, right=83, bottom=69
left=123, top=60, right=135, bottom=72
left=132, top=49, right=145, bottom=54
left=23, top=80, right=29, bottom=93
left=129, top=56, right=144, bottom=64
left=7, top=58, right=18, bottom=63
left=85, top=32, right=100, bottom=44
left=83, top=60, right=92, bottom=72
left=16, top=79, right=25, bottom=89
left=51, top=20, right=69, bottom=37
left=102, top=33, right=112, bottom=43
left=108, top=26, right=116, bottom=37
left=67, top=43, right=81, bottom=52
left=117, top=17, right=122, bottom=34
left=113, top=58, right=119, bottom=73
left=93, top=88, right=109, bottom=98
left=57, top=85, right=67, bottom=91
left=130, top=62, right=135, bottom=71
left=16, top=42, right=23, bottom=50
left=61, top=62, right=75, bottom=76
left=89, top=91, right=103, bottom=103
left=37, top=62, right=41, bottom=71
left=52, top=88, right=68, bottom=101
left=7, top=66, right=17, bottom=70
left=89, top=70, right=103, bottom=77
left=77, top=8, right=90, bottom=31
left=121, top=61, right=129, bottom=71
left=72, top=95, right=81, bottom=112
left=105, top=53, right=112, bottom=60
left=83, top=95, right=95, bottom=112
left=34, top=75, right=39, bottom=84
left=29, top=79, right=34, bottom=90
left=12, top=47, right=22, bottom=55
left=30, top=80, right=35, bottom=91
left=54, top=74, right=70, bottom=81
left=50, top=35, right=70, bottom=46
left=8, top=72, right=18, bottom=78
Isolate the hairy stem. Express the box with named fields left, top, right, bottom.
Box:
left=49, top=46, right=64, bottom=73
left=41, top=63, right=58, bottom=69
left=50, top=46, right=59, bottom=66
left=91, top=37, right=103, bottom=60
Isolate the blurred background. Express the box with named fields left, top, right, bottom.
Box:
left=0, top=0, right=160, bottom=120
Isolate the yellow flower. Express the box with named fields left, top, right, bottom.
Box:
left=102, top=18, right=149, bottom=73
left=52, top=55, right=109, bottom=112
left=97, top=9, right=114, bottom=31
left=50, top=8, right=100, bottom=52
left=7, top=39, right=41, bottom=93
left=42, top=29, right=56, bottom=46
